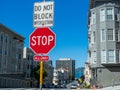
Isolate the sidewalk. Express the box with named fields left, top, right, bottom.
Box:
left=98, top=85, right=120, bottom=90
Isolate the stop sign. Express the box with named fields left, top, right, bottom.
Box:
left=30, top=27, right=55, bottom=54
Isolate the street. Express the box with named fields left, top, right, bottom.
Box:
left=0, top=88, right=76, bottom=90
left=1, top=85, right=120, bottom=90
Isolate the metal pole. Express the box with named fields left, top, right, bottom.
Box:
left=40, top=61, right=43, bottom=90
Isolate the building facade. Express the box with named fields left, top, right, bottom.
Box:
left=0, top=24, right=29, bottom=87
left=23, top=47, right=39, bottom=87
left=23, top=47, right=38, bottom=79
left=53, top=68, right=69, bottom=85
left=88, top=0, right=120, bottom=87
left=56, top=58, right=75, bottom=80
left=84, top=61, right=91, bottom=85
left=44, top=60, right=54, bottom=85
left=0, top=24, right=24, bottom=74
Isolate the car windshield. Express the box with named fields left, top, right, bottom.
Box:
left=71, top=84, right=77, bottom=86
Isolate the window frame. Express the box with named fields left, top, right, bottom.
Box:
left=92, top=51, right=97, bottom=64
left=108, top=50, right=115, bottom=63
left=107, top=28, right=114, bottom=41
left=101, top=29, right=106, bottom=42
left=90, top=11, right=96, bottom=25
left=100, top=8, right=105, bottom=21
left=106, top=8, right=114, bottom=20
left=101, top=50, right=106, bottom=63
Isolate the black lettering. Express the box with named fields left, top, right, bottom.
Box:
left=35, top=6, right=41, bottom=11
left=43, top=4, right=53, bottom=11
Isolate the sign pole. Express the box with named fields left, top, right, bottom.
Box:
left=40, top=61, right=43, bottom=90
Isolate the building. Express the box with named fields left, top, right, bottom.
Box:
left=75, top=67, right=84, bottom=79
left=88, top=0, right=120, bottom=87
left=44, top=60, right=54, bottom=85
left=53, top=69, right=59, bottom=85
left=84, top=61, right=91, bottom=85
left=0, top=24, right=30, bottom=87
left=23, top=47, right=38, bottom=87
left=23, top=47, right=38, bottom=79
left=53, top=68, right=69, bottom=85
left=56, top=58, right=75, bottom=80
left=0, top=24, right=24, bottom=74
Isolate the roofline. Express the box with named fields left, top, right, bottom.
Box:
left=88, top=0, right=95, bottom=25
left=0, top=23, right=25, bottom=40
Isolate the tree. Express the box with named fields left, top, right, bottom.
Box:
left=33, top=64, right=47, bottom=87
left=69, top=73, right=74, bottom=80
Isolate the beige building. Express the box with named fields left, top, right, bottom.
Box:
left=84, top=61, right=92, bottom=85
left=53, top=68, right=69, bottom=85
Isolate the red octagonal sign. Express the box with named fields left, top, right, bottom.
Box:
left=30, top=27, right=56, bottom=54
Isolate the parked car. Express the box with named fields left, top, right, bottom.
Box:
left=61, top=84, right=67, bottom=88
left=70, top=83, right=78, bottom=89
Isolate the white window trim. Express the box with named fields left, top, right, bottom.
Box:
left=90, top=11, right=96, bottom=25
left=101, top=50, right=106, bottom=63
left=94, top=51, right=96, bottom=64
left=119, top=50, right=120, bottom=63
left=92, top=51, right=97, bottom=64
left=106, top=7, right=114, bottom=20
left=100, top=8, right=105, bottom=21
left=101, top=29, right=106, bottom=42
left=113, top=7, right=115, bottom=20
left=91, top=31, right=96, bottom=44
left=108, top=50, right=116, bottom=63
left=118, top=30, right=120, bottom=42
left=107, top=28, right=115, bottom=41
left=93, top=32, right=96, bottom=43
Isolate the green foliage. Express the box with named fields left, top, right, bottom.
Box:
left=33, top=64, right=48, bottom=81
left=83, top=82, right=90, bottom=89
left=69, top=73, right=74, bottom=80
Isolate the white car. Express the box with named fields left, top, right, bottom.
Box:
left=70, top=83, right=78, bottom=89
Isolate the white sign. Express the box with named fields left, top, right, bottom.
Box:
left=33, top=1, right=54, bottom=27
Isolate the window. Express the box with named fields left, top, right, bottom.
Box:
left=0, top=32, right=3, bottom=43
left=5, top=34, right=8, bottom=44
left=101, top=50, right=106, bottom=63
left=27, top=56, right=30, bottom=60
left=19, top=54, right=21, bottom=59
left=93, top=51, right=96, bottom=64
left=27, top=74, right=30, bottom=78
left=0, top=48, right=2, bottom=54
left=118, top=50, right=120, bottom=63
left=16, top=54, right=18, bottom=60
left=27, top=65, right=29, bottom=69
left=106, top=8, right=113, bottom=20
left=115, top=8, right=118, bottom=21
left=5, top=50, right=7, bottom=55
left=101, top=29, right=106, bottom=41
left=107, top=29, right=114, bottom=40
left=91, top=12, right=96, bottom=25
left=116, top=30, right=119, bottom=41
left=91, top=32, right=96, bottom=43
left=100, top=9, right=105, bottom=21
left=93, top=32, right=96, bottom=42
left=86, top=71, right=88, bottom=75
left=108, top=50, right=115, bottom=63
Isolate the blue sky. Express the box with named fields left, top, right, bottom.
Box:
left=0, top=0, right=89, bottom=68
